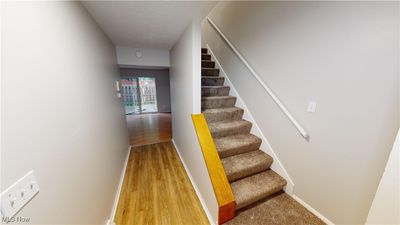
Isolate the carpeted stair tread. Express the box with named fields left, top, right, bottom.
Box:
left=203, top=107, right=244, bottom=123
left=231, top=170, right=287, bottom=210
left=222, top=150, right=273, bottom=182
left=198, top=47, right=323, bottom=224
left=202, top=68, right=220, bottom=76
left=214, top=134, right=262, bottom=158
left=208, top=119, right=252, bottom=138
left=225, top=192, right=326, bottom=225
left=201, top=96, right=237, bottom=109
left=202, top=76, right=224, bottom=86
left=202, top=60, right=215, bottom=68
left=201, top=86, right=230, bottom=97
left=202, top=54, right=211, bottom=60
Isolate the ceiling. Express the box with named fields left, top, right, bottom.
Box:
left=82, top=1, right=217, bottom=50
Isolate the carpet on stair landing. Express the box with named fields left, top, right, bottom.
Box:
left=225, top=192, right=326, bottom=225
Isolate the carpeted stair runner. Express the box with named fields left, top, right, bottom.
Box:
left=213, top=134, right=262, bottom=158
left=202, top=86, right=230, bottom=97
left=222, top=150, right=273, bottom=182
left=200, top=48, right=326, bottom=224
left=201, top=96, right=237, bottom=109
left=203, top=107, right=244, bottom=123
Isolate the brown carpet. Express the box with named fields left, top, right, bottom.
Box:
left=201, top=47, right=326, bottom=224
left=201, top=47, right=288, bottom=211
left=226, top=192, right=326, bottom=225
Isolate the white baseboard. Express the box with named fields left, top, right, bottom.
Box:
left=206, top=44, right=295, bottom=194
left=171, top=139, right=217, bottom=225
left=107, top=145, right=131, bottom=225
left=291, top=195, right=335, bottom=225
left=106, top=219, right=116, bottom=225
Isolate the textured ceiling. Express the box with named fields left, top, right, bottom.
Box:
left=82, top=1, right=217, bottom=50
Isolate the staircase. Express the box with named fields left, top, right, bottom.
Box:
left=201, top=48, right=288, bottom=211
left=200, top=48, right=326, bottom=225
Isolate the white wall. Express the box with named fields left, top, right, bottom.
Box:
left=116, top=46, right=170, bottom=68
left=366, top=129, right=400, bottom=224
left=202, top=2, right=399, bottom=224
left=1, top=2, right=129, bottom=224
left=170, top=20, right=218, bottom=224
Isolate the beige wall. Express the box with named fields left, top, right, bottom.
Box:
left=116, top=47, right=170, bottom=68
left=170, top=21, right=218, bottom=225
left=1, top=1, right=129, bottom=224
left=202, top=2, right=399, bottom=224
left=366, top=129, right=400, bottom=224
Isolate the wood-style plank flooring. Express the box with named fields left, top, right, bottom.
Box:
left=126, top=113, right=172, bottom=147
left=114, top=142, right=210, bottom=225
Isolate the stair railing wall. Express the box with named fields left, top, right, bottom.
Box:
left=206, top=17, right=309, bottom=140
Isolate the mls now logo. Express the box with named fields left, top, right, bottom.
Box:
left=2, top=216, right=31, bottom=223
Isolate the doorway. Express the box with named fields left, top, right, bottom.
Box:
left=122, top=77, right=158, bottom=115
left=120, top=68, right=172, bottom=146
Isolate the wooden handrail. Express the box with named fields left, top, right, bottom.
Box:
left=192, top=114, right=235, bottom=224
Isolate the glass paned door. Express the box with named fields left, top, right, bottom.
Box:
left=121, top=77, right=158, bottom=114
left=138, top=77, right=158, bottom=113
left=122, top=78, right=140, bottom=115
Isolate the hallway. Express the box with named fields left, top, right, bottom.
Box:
left=2, top=2, right=398, bottom=225
left=127, top=113, right=172, bottom=147
left=115, top=142, right=209, bottom=225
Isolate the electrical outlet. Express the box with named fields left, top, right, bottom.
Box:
left=0, top=171, right=39, bottom=218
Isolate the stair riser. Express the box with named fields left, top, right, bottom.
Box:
left=201, top=48, right=207, bottom=54
left=202, top=61, right=215, bottom=68
left=211, top=123, right=252, bottom=138
left=235, top=183, right=286, bottom=210
left=201, top=98, right=236, bottom=109
left=201, top=87, right=230, bottom=97
left=202, top=77, right=224, bottom=86
left=202, top=54, right=211, bottom=60
left=218, top=140, right=262, bottom=158
left=204, top=109, right=244, bottom=123
left=226, top=161, right=272, bottom=182
left=201, top=68, right=220, bottom=76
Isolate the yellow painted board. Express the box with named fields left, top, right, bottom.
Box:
left=191, top=114, right=235, bottom=207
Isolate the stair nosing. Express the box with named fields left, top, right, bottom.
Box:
left=202, top=106, right=243, bottom=112
left=202, top=76, right=224, bottom=78
left=201, top=96, right=236, bottom=99
left=222, top=150, right=273, bottom=182
left=201, top=67, right=219, bottom=70
left=231, top=170, right=287, bottom=210
left=214, top=134, right=262, bottom=158
left=208, top=119, right=252, bottom=129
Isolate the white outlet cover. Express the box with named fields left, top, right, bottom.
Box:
left=307, top=101, right=317, bottom=113
left=115, top=81, right=121, bottom=92
left=0, top=171, right=39, bottom=218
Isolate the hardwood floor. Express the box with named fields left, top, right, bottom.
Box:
left=115, top=142, right=210, bottom=225
left=126, top=113, right=172, bottom=147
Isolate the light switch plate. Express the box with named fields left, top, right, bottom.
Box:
left=307, top=101, right=317, bottom=113
left=0, top=171, right=39, bottom=218
left=115, top=81, right=121, bottom=92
